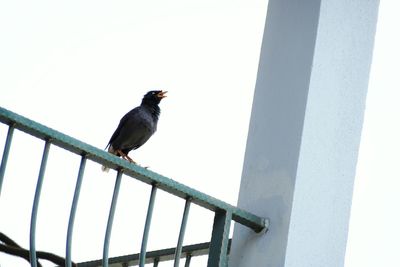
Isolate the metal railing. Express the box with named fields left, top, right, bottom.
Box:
left=78, top=239, right=232, bottom=267
left=0, top=106, right=268, bottom=267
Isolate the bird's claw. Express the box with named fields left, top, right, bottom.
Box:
left=116, top=149, right=136, bottom=164
left=125, top=156, right=136, bottom=164
left=115, top=149, right=150, bottom=168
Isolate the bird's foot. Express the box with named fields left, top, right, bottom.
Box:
left=125, top=155, right=136, bottom=164
left=115, top=150, right=150, bottom=168
left=116, top=150, right=137, bottom=164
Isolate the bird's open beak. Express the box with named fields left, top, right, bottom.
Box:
left=157, top=91, right=168, bottom=99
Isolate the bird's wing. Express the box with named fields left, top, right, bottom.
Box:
left=106, top=107, right=141, bottom=148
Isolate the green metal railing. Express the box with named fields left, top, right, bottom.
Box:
left=78, top=239, right=232, bottom=267
left=0, top=106, right=268, bottom=267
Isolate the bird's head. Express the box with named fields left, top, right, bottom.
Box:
left=142, top=90, right=168, bottom=105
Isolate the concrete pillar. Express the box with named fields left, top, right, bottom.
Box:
left=229, top=1, right=380, bottom=266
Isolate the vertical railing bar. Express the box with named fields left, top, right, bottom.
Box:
left=184, top=253, right=192, bottom=267
left=0, top=124, right=15, bottom=197
left=66, top=155, right=87, bottom=267
left=173, top=198, right=191, bottom=267
left=153, top=257, right=159, bottom=267
left=29, top=140, right=51, bottom=267
left=139, top=184, right=158, bottom=267
left=103, top=170, right=123, bottom=267
left=207, top=210, right=232, bottom=267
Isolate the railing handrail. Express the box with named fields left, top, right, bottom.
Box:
left=0, top=106, right=267, bottom=233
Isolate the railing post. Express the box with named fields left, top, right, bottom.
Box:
left=103, top=170, right=123, bottom=267
left=66, top=155, right=87, bottom=267
left=139, top=184, right=157, bottom=267
left=0, top=124, right=15, bottom=197
left=30, top=140, right=51, bottom=267
left=153, top=257, right=159, bottom=267
left=184, top=254, right=192, bottom=267
left=207, top=210, right=232, bottom=267
left=173, top=198, right=191, bottom=267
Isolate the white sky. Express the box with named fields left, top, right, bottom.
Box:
left=0, top=1, right=399, bottom=267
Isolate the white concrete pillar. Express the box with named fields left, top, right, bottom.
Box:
left=229, top=1, right=380, bottom=266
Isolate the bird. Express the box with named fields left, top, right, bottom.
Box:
left=102, top=90, right=167, bottom=171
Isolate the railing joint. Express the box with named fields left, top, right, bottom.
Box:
left=115, top=167, right=125, bottom=173
left=257, top=217, right=270, bottom=234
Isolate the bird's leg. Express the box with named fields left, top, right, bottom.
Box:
left=124, top=154, right=136, bottom=164
left=116, top=150, right=136, bottom=164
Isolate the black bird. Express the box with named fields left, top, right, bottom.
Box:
left=102, top=90, right=167, bottom=171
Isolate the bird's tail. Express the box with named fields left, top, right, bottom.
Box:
left=101, top=145, right=114, bottom=172
left=101, top=165, right=110, bottom=172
